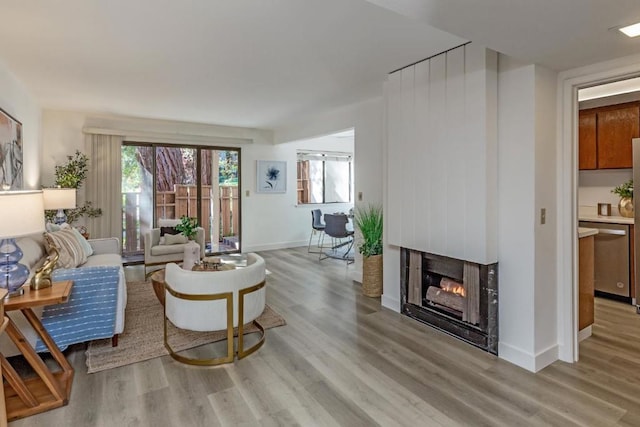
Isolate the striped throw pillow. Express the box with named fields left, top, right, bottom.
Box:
left=45, top=229, right=88, bottom=268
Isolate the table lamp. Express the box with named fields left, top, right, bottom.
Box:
left=0, top=191, right=45, bottom=297
left=43, top=188, right=76, bottom=225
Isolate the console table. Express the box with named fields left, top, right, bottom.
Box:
left=0, top=281, right=74, bottom=421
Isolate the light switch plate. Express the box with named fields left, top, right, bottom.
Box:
left=541, top=208, right=546, bottom=225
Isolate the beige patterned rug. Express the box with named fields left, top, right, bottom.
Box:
left=85, top=280, right=286, bottom=373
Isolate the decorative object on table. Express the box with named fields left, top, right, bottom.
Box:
left=256, top=160, right=286, bottom=193
left=597, top=203, right=612, bottom=216
left=30, top=245, right=59, bottom=290
left=0, top=190, right=45, bottom=297
left=46, top=150, right=102, bottom=225
left=0, top=108, right=23, bottom=190
left=612, top=179, right=633, bottom=218
left=196, top=256, right=235, bottom=271
left=181, top=240, right=200, bottom=271
left=355, top=204, right=383, bottom=298
left=43, top=187, right=76, bottom=225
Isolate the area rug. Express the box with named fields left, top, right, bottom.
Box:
left=85, top=280, right=286, bottom=373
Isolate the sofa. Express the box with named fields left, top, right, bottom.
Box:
left=0, top=232, right=126, bottom=357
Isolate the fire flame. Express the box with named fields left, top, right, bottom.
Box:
left=441, top=280, right=466, bottom=297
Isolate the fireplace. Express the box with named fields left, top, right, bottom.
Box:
left=400, top=248, right=498, bottom=355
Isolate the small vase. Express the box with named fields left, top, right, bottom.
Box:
left=618, top=197, right=634, bottom=218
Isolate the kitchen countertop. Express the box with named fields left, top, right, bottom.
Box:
left=578, top=213, right=634, bottom=225
left=578, top=227, right=599, bottom=238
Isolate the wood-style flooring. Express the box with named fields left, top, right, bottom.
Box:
left=9, top=247, right=640, bottom=426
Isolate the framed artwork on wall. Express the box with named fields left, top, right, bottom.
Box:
left=0, top=108, right=23, bottom=190
left=256, top=160, right=286, bottom=193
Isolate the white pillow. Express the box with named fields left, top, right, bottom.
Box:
left=163, top=233, right=188, bottom=245
left=45, top=229, right=88, bottom=268
left=70, top=227, right=94, bottom=257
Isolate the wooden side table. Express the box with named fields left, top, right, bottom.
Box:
left=0, top=281, right=74, bottom=422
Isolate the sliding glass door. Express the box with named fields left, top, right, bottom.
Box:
left=121, top=143, right=241, bottom=258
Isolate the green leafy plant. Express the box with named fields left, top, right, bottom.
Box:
left=45, top=201, right=102, bottom=224
left=354, top=205, right=383, bottom=257
left=612, top=179, right=633, bottom=199
left=55, top=150, right=89, bottom=189
left=46, top=150, right=102, bottom=225
left=175, top=215, right=198, bottom=240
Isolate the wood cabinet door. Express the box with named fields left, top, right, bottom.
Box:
left=596, top=104, right=639, bottom=169
left=578, top=110, right=597, bottom=170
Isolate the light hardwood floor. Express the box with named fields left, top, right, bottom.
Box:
left=9, top=247, right=640, bottom=426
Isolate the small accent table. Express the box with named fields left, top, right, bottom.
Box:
left=0, top=281, right=74, bottom=422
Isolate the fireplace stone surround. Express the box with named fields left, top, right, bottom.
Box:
left=400, top=248, right=498, bottom=355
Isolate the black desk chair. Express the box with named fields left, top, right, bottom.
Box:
left=308, top=209, right=326, bottom=253
left=320, top=213, right=354, bottom=264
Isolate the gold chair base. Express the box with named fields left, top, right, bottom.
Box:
left=163, top=279, right=267, bottom=366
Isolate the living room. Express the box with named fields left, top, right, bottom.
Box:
left=2, top=0, right=640, bottom=425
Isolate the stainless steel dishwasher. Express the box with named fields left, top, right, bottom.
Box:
left=579, top=221, right=631, bottom=302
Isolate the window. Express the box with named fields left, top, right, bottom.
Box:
left=297, top=151, right=352, bottom=204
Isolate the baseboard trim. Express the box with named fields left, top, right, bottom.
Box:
left=498, top=342, right=558, bottom=372
left=244, top=240, right=308, bottom=252
left=381, top=295, right=400, bottom=312
left=350, top=270, right=363, bottom=284
left=578, top=326, right=592, bottom=342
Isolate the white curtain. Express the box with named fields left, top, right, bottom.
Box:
left=85, top=134, right=123, bottom=239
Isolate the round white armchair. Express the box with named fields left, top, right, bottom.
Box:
left=163, top=253, right=266, bottom=365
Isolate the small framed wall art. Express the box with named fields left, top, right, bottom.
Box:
left=256, top=160, right=286, bottom=194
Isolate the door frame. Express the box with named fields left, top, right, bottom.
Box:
left=558, top=53, right=640, bottom=362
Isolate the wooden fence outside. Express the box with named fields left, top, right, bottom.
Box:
left=123, top=185, right=239, bottom=254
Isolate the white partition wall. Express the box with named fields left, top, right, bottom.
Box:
left=385, top=43, right=498, bottom=264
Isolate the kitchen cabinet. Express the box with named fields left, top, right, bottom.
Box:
left=579, top=102, right=640, bottom=170
left=578, top=232, right=595, bottom=330
left=579, top=110, right=597, bottom=170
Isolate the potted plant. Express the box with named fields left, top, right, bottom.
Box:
left=45, top=150, right=102, bottom=227
left=175, top=215, right=198, bottom=240
left=355, top=204, right=383, bottom=297
left=612, top=179, right=633, bottom=218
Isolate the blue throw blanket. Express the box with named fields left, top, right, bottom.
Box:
left=35, top=266, right=120, bottom=352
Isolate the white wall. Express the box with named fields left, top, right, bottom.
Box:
left=384, top=44, right=498, bottom=265
left=274, top=97, right=384, bottom=283
left=578, top=169, right=632, bottom=211
left=497, top=56, right=537, bottom=366
left=0, top=60, right=41, bottom=188
left=41, top=109, right=358, bottom=252
left=533, top=64, right=559, bottom=370
left=497, top=55, right=558, bottom=372
left=241, top=133, right=354, bottom=252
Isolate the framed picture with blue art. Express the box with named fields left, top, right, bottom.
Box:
left=256, top=160, right=286, bottom=193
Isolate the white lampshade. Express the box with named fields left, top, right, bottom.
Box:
left=0, top=191, right=45, bottom=238
left=43, top=188, right=76, bottom=210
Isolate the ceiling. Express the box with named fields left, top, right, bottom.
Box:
left=1, top=1, right=640, bottom=130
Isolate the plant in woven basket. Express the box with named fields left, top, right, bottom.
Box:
left=354, top=204, right=383, bottom=257
left=355, top=204, right=383, bottom=298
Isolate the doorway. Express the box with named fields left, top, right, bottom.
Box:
left=121, top=143, right=241, bottom=259
left=559, top=55, right=640, bottom=363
